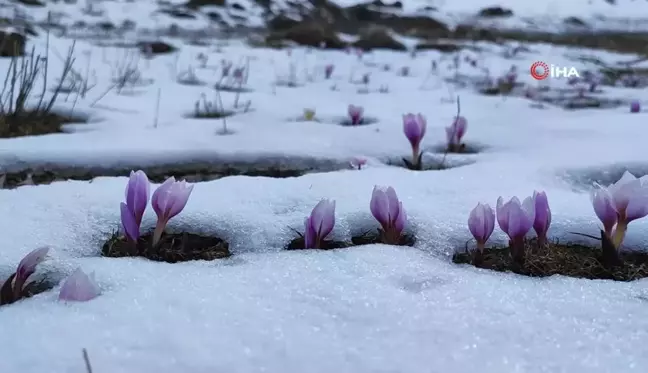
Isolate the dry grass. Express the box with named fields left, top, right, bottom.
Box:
left=453, top=239, right=648, bottom=281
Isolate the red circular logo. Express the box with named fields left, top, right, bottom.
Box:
left=530, top=61, right=549, bottom=80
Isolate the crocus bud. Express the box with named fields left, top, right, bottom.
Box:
left=120, top=202, right=140, bottom=242
left=370, top=186, right=407, bottom=245
left=348, top=105, right=363, bottom=125
left=468, top=203, right=495, bottom=252
left=151, top=177, right=194, bottom=246
left=0, top=247, right=49, bottom=305
left=304, top=199, right=336, bottom=249
left=12, top=247, right=50, bottom=300
left=403, top=113, right=426, bottom=165
left=59, top=268, right=100, bottom=302
left=532, top=191, right=551, bottom=246
left=496, top=196, right=535, bottom=263
left=125, top=170, right=149, bottom=227
left=325, top=64, right=334, bottom=79
left=630, top=100, right=640, bottom=113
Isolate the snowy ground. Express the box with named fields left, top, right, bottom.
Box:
left=2, top=30, right=648, bottom=372
left=5, top=0, right=648, bottom=33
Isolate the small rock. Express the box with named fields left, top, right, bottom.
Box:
left=96, top=21, right=115, bottom=31
left=353, top=26, right=406, bottom=51
left=415, top=42, right=461, bottom=53
left=160, top=8, right=196, bottom=19
left=564, top=17, right=587, bottom=27
left=266, top=22, right=346, bottom=49
left=231, top=2, right=245, bottom=10
left=477, top=7, right=513, bottom=17
left=186, top=0, right=225, bottom=9
left=138, top=41, right=177, bottom=55
left=0, top=30, right=26, bottom=57
left=268, top=14, right=300, bottom=31
left=16, top=0, right=45, bottom=6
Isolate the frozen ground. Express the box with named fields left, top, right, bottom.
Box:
left=1, top=30, right=648, bottom=372
left=5, top=0, right=648, bottom=33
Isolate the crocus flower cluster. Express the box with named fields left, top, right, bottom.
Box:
left=303, top=199, right=336, bottom=249
left=119, top=170, right=194, bottom=246
left=402, top=113, right=426, bottom=169
left=0, top=247, right=49, bottom=305
left=467, top=191, right=551, bottom=263
left=0, top=248, right=101, bottom=306
left=302, top=186, right=409, bottom=248
left=591, top=171, right=648, bottom=250
left=630, top=100, right=640, bottom=113
left=348, top=104, right=364, bottom=125
left=446, top=116, right=467, bottom=151
left=370, top=186, right=407, bottom=244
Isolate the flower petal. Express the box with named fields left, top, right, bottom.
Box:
left=58, top=268, right=100, bottom=302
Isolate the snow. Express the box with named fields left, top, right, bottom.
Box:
left=6, top=0, right=648, bottom=33
left=1, top=28, right=648, bottom=373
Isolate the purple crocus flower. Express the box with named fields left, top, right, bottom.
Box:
left=496, top=196, right=535, bottom=262
left=532, top=191, right=551, bottom=246
left=468, top=203, right=495, bottom=252
left=348, top=105, right=363, bottom=125
left=1, top=247, right=50, bottom=305
left=59, top=268, right=100, bottom=302
left=630, top=100, right=640, bottom=113
left=370, top=186, right=407, bottom=245
left=599, top=171, right=648, bottom=248
left=446, top=116, right=467, bottom=148
left=403, top=113, right=426, bottom=166
left=304, top=199, right=336, bottom=249
left=151, top=177, right=194, bottom=246
left=325, top=64, right=334, bottom=79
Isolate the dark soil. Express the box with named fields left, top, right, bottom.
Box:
left=453, top=240, right=648, bottom=281
left=338, top=117, right=378, bottom=126
left=432, top=143, right=482, bottom=154
left=398, top=154, right=454, bottom=171
left=351, top=230, right=416, bottom=247
left=0, top=111, right=86, bottom=138
left=102, top=232, right=230, bottom=263
left=189, top=110, right=234, bottom=119
left=285, top=237, right=349, bottom=250
left=0, top=162, right=346, bottom=189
